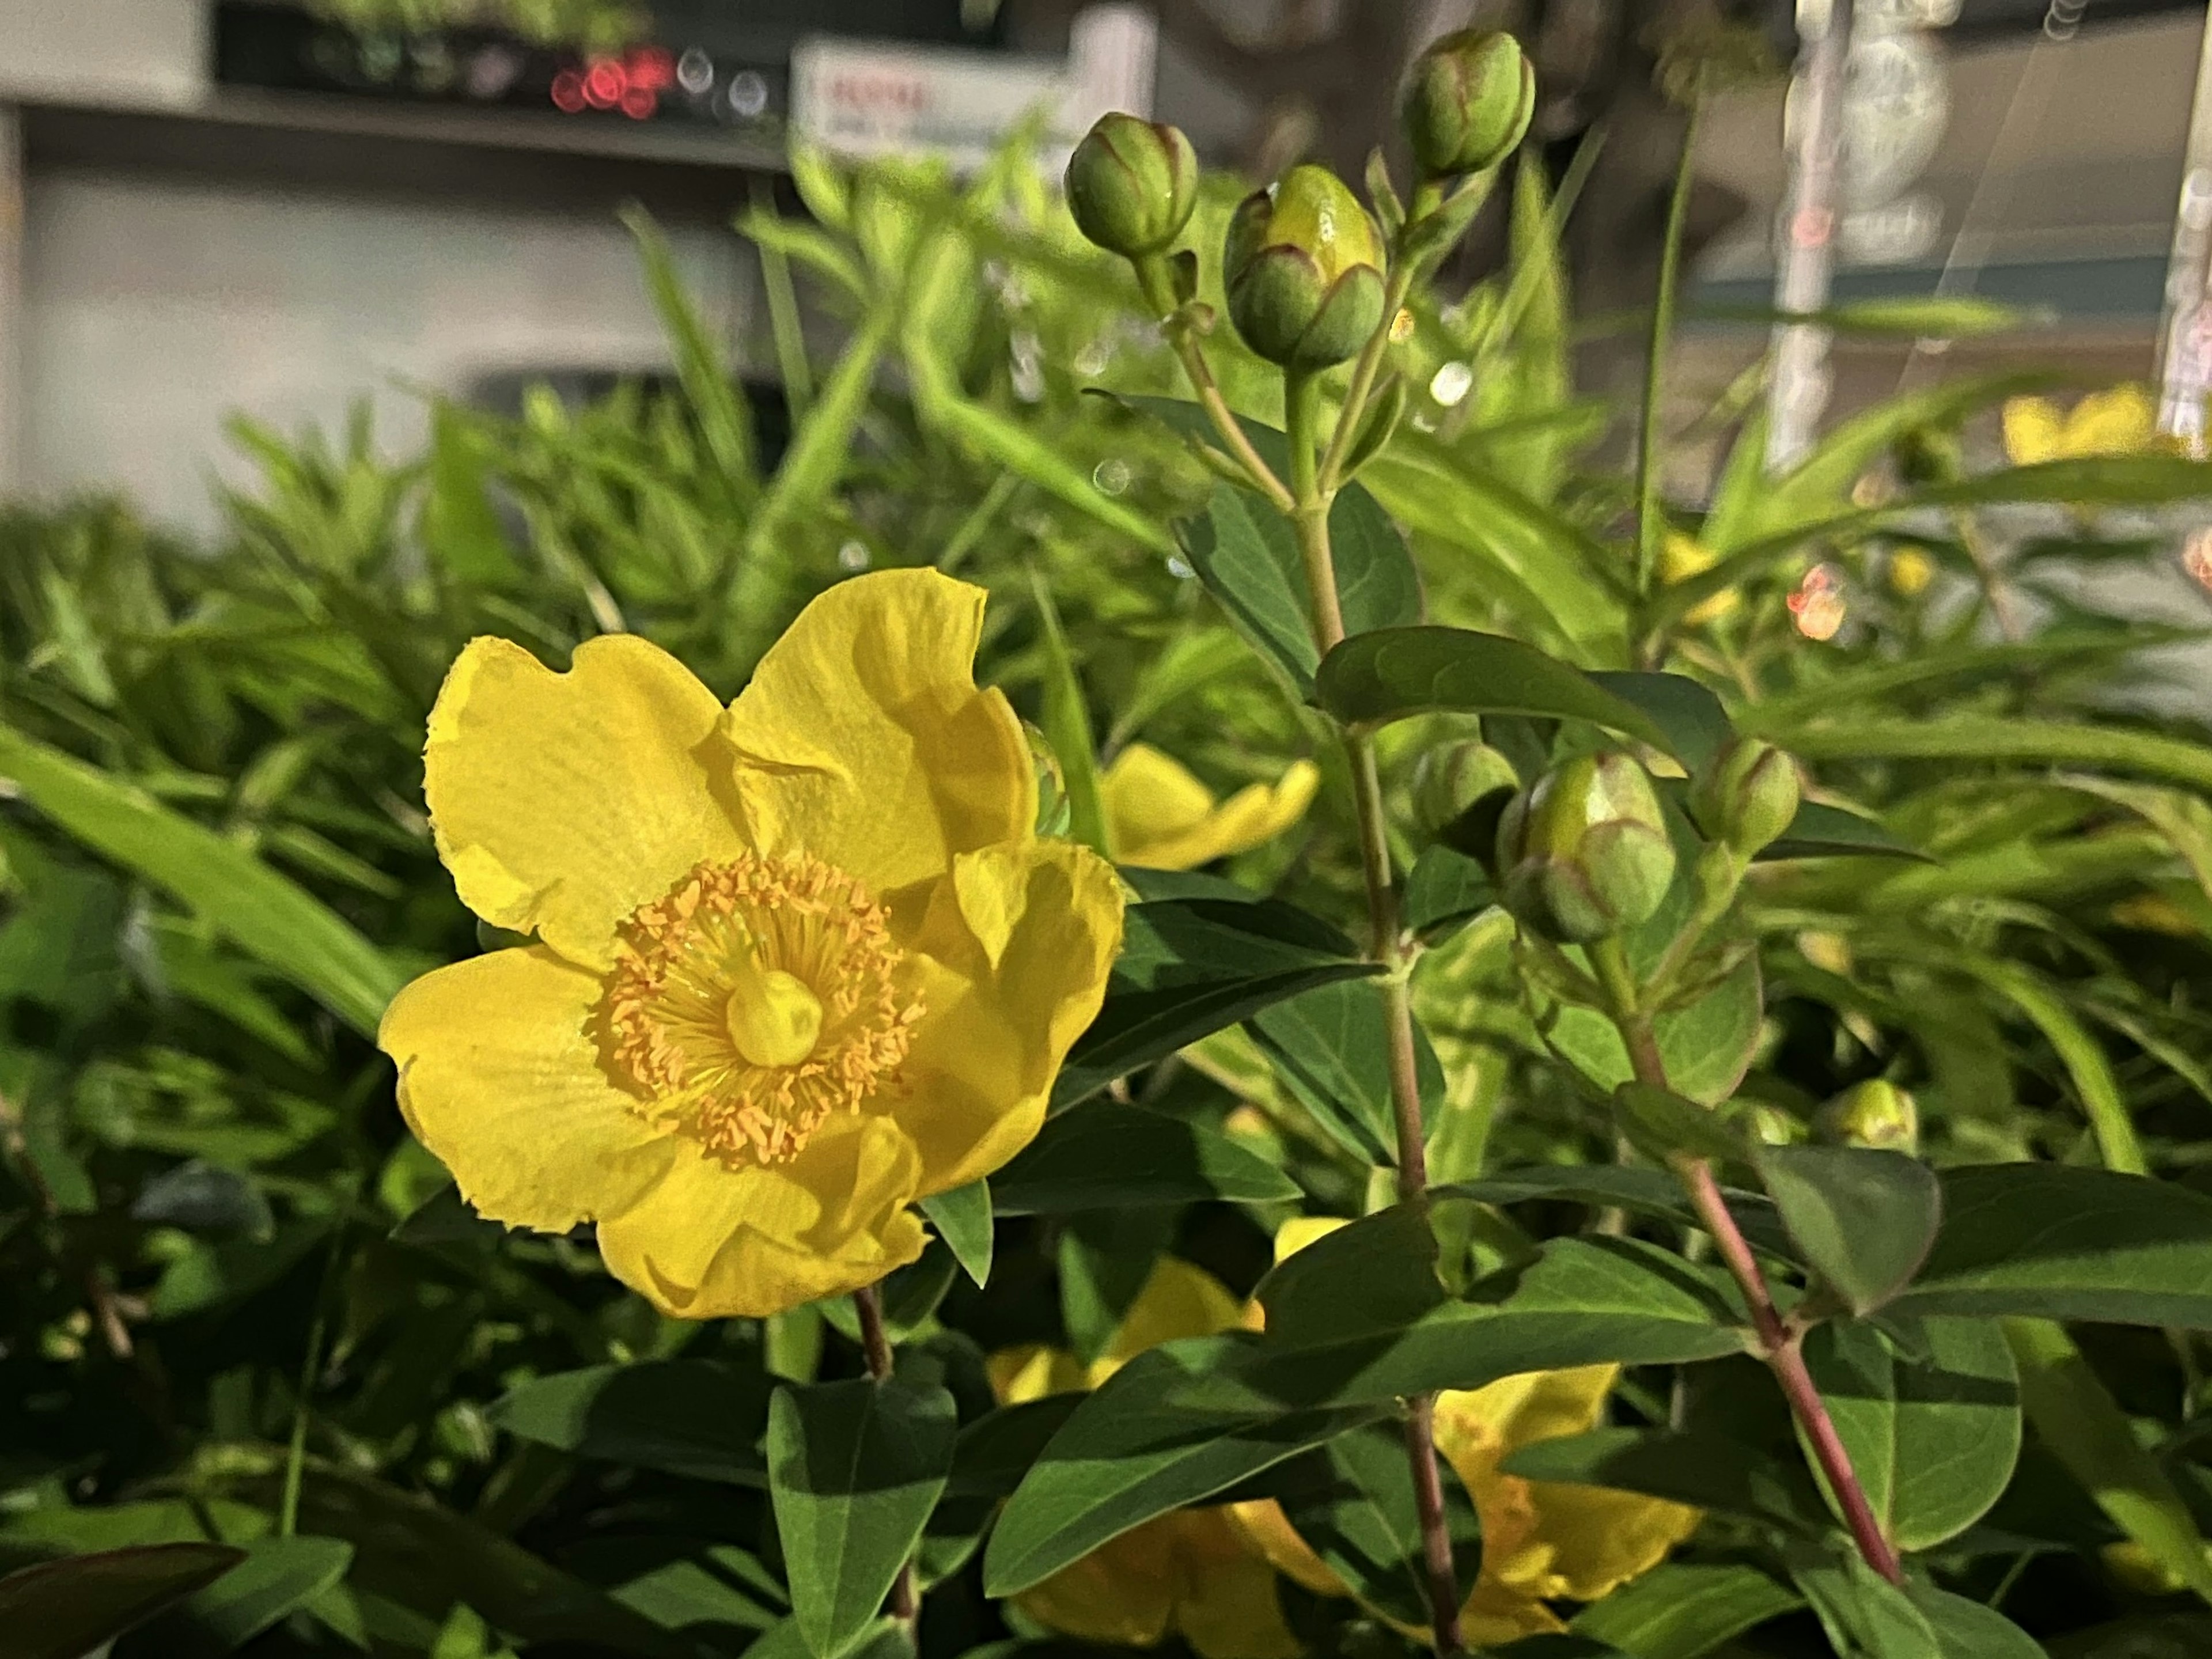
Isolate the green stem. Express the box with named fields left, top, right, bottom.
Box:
left=281, top=1231, right=347, bottom=1539
left=1316, top=267, right=1412, bottom=494
left=753, top=180, right=815, bottom=425
left=1135, top=255, right=1296, bottom=513
left=1634, top=92, right=1705, bottom=607
left=1283, top=339, right=1459, bottom=1654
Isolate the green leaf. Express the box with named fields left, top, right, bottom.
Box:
left=1248, top=978, right=1443, bottom=1165
left=918, top=1181, right=992, bottom=1288
left=946, top=1396, right=1085, bottom=1500
left=0, top=723, right=404, bottom=1035
left=1904, top=1585, right=2046, bottom=1659
left=1027, top=571, right=1107, bottom=855
left=421, top=403, right=523, bottom=585
left=1893, top=1164, right=2212, bottom=1326
left=1052, top=895, right=1373, bottom=1108
left=1313, top=627, right=1673, bottom=751
left=1539, top=952, right=1763, bottom=1108
left=1571, top=1562, right=1801, bottom=1659
left=1786, top=1541, right=1940, bottom=1659
left=1179, top=485, right=1319, bottom=693
left=1796, top=1317, right=2020, bottom=1551
left=1502, top=1426, right=1827, bottom=1535
left=1758, top=1146, right=1942, bottom=1316
left=1961, top=961, right=2146, bottom=1176
left=162, top=1535, right=355, bottom=1656
left=766, top=1378, right=956, bottom=1659
left=488, top=1361, right=774, bottom=1486
left=622, top=207, right=757, bottom=505
left=1613, top=1081, right=1744, bottom=1165
left=991, top=1101, right=1298, bottom=1213
left=1763, top=800, right=1932, bottom=863
left=980, top=1338, right=1391, bottom=1597
left=1443, top=1165, right=1796, bottom=1260
left=2003, top=1316, right=2212, bottom=1606
left=1403, top=844, right=1495, bottom=936
left=1274, top=1418, right=1482, bottom=1631
left=1588, top=670, right=1734, bottom=772
left=1774, top=716, right=2212, bottom=798
left=0, top=1543, right=245, bottom=1659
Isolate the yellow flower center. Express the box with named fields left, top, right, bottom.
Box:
left=600, top=853, right=919, bottom=1166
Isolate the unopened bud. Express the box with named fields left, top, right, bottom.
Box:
left=1066, top=114, right=1199, bottom=259
left=1225, top=166, right=1387, bottom=369
left=1411, top=741, right=1520, bottom=844
left=1497, top=752, right=1677, bottom=943
left=1893, top=423, right=1964, bottom=488
left=1819, top=1080, right=1919, bottom=1154
left=1690, top=737, right=1801, bottom=858
left=1402, top=30, right=1536, bottom=181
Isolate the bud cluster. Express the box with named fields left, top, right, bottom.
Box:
left=1497, top=752, right=1677, bottom=944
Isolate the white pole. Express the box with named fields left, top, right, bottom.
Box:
left=1766, top=0, right=1856, bottom=470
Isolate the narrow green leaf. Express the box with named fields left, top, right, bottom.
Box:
left=489, top=1361, right=774, bottom=1486
left=1896, top=1164, right=2212, bottom=1326
left=1027, top=572, right=1108, bottom=855
left=0, top=723, right=403, bottom=1035
left=2004, top=1316, right=2212, bottom=1607
left=1248, top=977, right=1444, bottom=1166
left=991, top=1101, right=1298, bottom=1214
left=1315, top=627, right=1673, bottom=749
left=1962, top=960, right=2145, bottom=1175
left=622, top=206, right=757, bottom=504
left=745, top=304, right=896, bottom=559
left=1762, top=800, right=1931, bottom=863
left=1571, top=1562, right=1801, bottom=1659
left=1442, top=1165, right=1795, bottom=1261
left=0, top=1544, right=245, bottom=1659
left=1759, top=1145, right=1942, bottom=1316
left=1502, top=1426, right=1827, bottom=1534
left=917, top=1181, right=992, bottom=1288
left=1772, top=715, right=2212, bottom=797
left=767, top=1378, right=957, bottom=1659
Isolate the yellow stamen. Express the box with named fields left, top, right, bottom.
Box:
left=600, top=852, right=918, bottom=1166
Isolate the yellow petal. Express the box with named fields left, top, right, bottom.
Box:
left=2002, top=396, right=2064, bottom=467
left=1502, top=1479, right=1702, bottom=1604
left=725, top=570, right=1034, bottom=897
left=1226, top=1497, right=1349, bottom=1597
left=425, top=634, right=743, bottom=970
left=378, top=946, right=672, bottom=1232
left=1170, top=1509, right=1304, bottom=1659
left=896, top=838, right=1124, bottom=1195
left=986, top=1343, right=1086, bottom=1406
left=2066, top=384, right=2157, bottom=457
left=1014, top=1520, right=1177, bottom=1647
left=1105, top=745, right=1320, bottom=870
left=595, top=1112, right=925, bottom=1319
left=1086, top=1257, right=1247, bottom=1387
left=1458, top=1578, right=1569, bottom=1645
left=1273, top=1214, right=1351, bottom=1265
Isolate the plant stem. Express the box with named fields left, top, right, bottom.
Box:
left=1135, top=257, right=1297, bottom=513
left=1317, top=268, right=1413, bottom=494
left=1634, top=91, right=1705, bottom=603
left=853, top=1285, right=921, bottom=1630
left=1613, top=1012, right=1905, bottom=1585
left=281, top=1229, right=348, bottom=1539
left=1283, top=361, right=1461, bottom=1654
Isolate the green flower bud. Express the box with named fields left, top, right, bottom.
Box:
left=1819, top=1080, right=1920, bottom=1155
left=1065, top=113, right=1199, bottom=259
left=1225, top=166, right=1387, bottom=369
left=1411, top=741, right=1520, bottom=844
left=1893, top=423, right=1964, bottom=488
left=1402, top=30, right=1536, bottom=180
left=1496, top=752, right=1677, bottom=943
left=1689, top=737, right=1802, bottom=858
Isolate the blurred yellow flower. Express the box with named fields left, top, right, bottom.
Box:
left=1887, top=547, right=1936, bottom=598
left=1232, top=1218, right=1700, bottom=1645
left=379, top=570, right=1123, bottom=1320
left=1101, top=743, right=1319, bottom=870
left=987, top=1258, right=1297, bottom=1659
left=2001, top=384, right=2158, bottom=467
left=1658, top=532, right=1738, bottom=626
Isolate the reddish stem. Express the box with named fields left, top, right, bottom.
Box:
left=853, top=1285, right=922, bottom=1626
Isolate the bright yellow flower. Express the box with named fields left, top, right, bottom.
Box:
left=1658, top=532, right=1738, bottom=627
left=1101, top=743, right=1319, bottom=871
left=2001, top=384, right=2159, bottom=467
left=987, top=1258, right=1298, bottom=1659
left=379, top=570, right=1124, bottom=1320
left=1232, top=1219, right=1700, bottom=1646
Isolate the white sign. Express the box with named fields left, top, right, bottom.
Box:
left=791, top=4, right=1156, bottom=174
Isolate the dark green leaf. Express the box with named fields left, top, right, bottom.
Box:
left=946, top=1396, right=1085, bottom=1500
left=1403, top=844, right=1495, bottom=937
left=918, top=1180, right=992, bottom=1288
left=1759, top=1146, right=1942, bottom=1316
left=1613, top=1081, right=1745, bottom=1165
left=489, top=1361, right=774, bottom=1486
left=1441, top=1165, right=1796, bottom=1262
left=1248, top=978, right=1443, bottom=1165
left=1276, top=1419, right=1481, bottom=1630
left=1540, top=951, right=1763, bottom=1108
left=993, top=1103, right=1298, bottom=1213
left=131, top=1161, right=274, bottom=1237
left=1502, top=1426, right=1827, bottom=1535
left=767, top=1378, right=956, bottom=1659
left=0, top=722, right=404, bottom=1035
left=161, top=1535, right=354, bottom=1656
left=1763, top=800, right=1932, bottom=863
left=1571, top=1562, right=1801, bottom=1659
left=1786, top=1541, right=1940, bottom=1659
left=1905, top=1585, right=2046, bottom=1659
left=0, top=1544, right=245, bottom=1659
left=1588, top=671, right=1733, bottom=772
left=980, top=1338, right=1390, bottom=1597
left=1314, top=627, right=1673, bottom=751
left=1894, top=1164, right=2212, bottom=1326
left=1052, top=895, right=1371, bottom=1108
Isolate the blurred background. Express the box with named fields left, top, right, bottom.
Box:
left=0, top=0, right=2203, bottom=533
